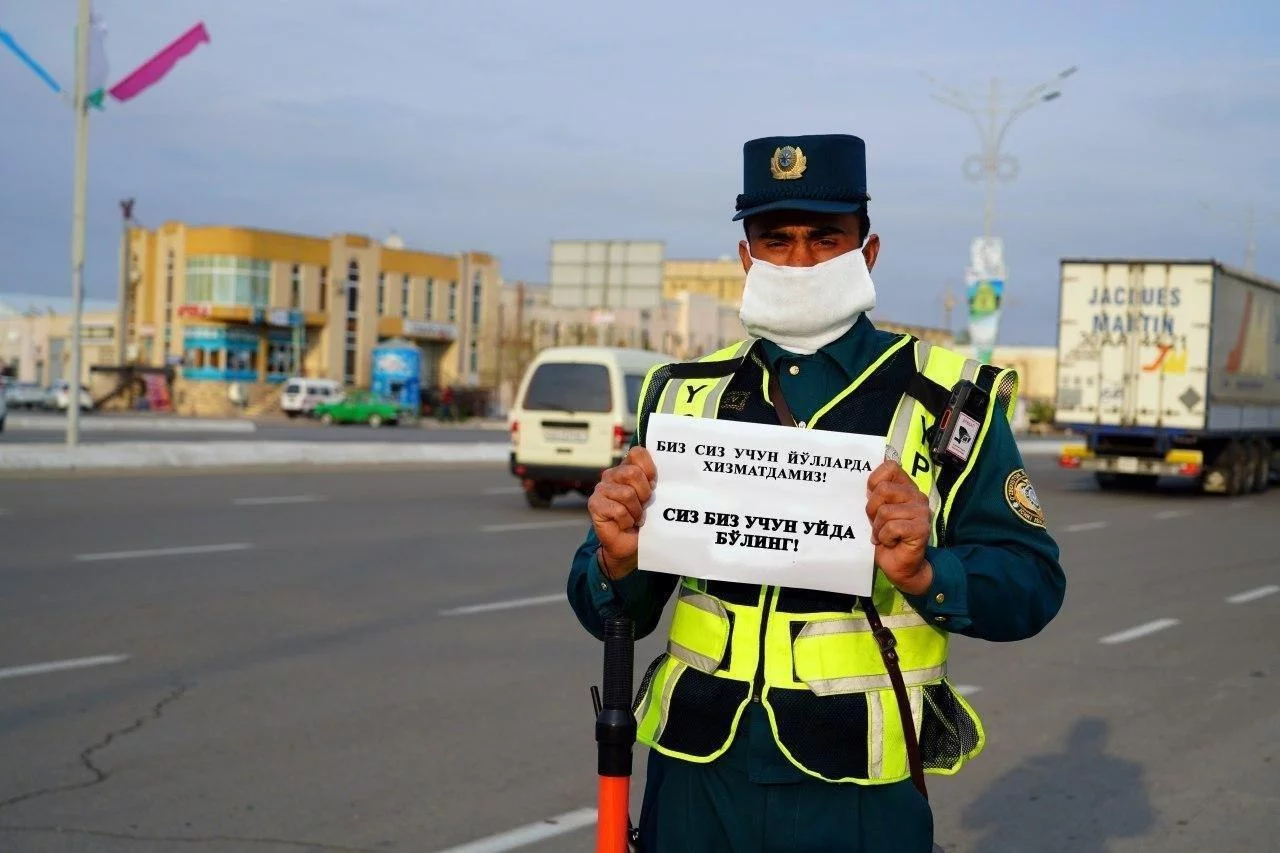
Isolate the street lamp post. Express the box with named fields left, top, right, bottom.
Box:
left=67, top=0, right=92, bottom=447
left=927, top=66, right=1078, bottom=239
left=1199, top=201, right=1278, bottom=273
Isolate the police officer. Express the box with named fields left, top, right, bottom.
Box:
left=567, top=134, right=1065, bottom=853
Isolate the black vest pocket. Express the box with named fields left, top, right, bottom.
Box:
left=768, top=687, right=870, bottom=780
left=658, top=668, right=751, bottom=758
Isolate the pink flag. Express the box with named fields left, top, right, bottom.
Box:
left=109, top=21, right=209, bottom=103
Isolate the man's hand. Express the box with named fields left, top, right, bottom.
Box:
left=587, top=446, right=657, bottom=580
left=865, top=460, right=933, bottom=596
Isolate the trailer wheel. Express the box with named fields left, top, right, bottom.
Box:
left=1222, top=442, right=1248, bottom=497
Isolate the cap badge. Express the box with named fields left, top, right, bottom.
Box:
left=770, top=145, right=807, bottom=180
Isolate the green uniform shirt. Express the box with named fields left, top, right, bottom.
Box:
left=566, top=315, right=1066, bottom=847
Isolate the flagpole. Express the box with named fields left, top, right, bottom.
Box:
left=68, top=0, right=91, bottom=447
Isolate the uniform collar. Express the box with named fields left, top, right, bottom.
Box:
left=757, top=313, right=881, bottom=382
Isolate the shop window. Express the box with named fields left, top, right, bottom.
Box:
left=185, top=255, right=270, bottom=307
left=426, top=279, right=434, bottom=320
left=377, top=272, right=386, bottom=315
left=319, top=266, right=328, bottom=311
left=290, top=264, right=301, bottom=309
left=471, top=271, right=482, bottom=329
left=448, top=281, right=457, bottom=323
left=401, top=275, right=410, bottom=319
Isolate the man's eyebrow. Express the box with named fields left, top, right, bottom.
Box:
left=755, top=224, right=847, bottom=240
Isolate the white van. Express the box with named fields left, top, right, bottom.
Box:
left=508, top=346, right=669, bottom=508
left=281, top=378, right=342, bottom=417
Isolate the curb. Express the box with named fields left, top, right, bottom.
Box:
left=0, top=441, right=509, bottom=471
left=7, top=415, right=257, bottom=434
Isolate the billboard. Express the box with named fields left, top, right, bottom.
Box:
left=966, top=237, right=1006, bottom=363
left=549, top=240, right=665, bottom=309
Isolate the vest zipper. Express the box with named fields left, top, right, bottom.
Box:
left=751, top=586, right=776, bottom=702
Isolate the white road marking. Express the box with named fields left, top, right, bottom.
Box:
left=435, top=808, right=597, bottom=853
left=1229, top=500, right=1255, bottom=510
left=0, top=654, right=129, bottom=681
left=440, top=594, right=564, bottom=617
left=1153, top=509, right=1192, bottom=520
left=75, top=543, right=253, bottom=562
left=0, top=509, right=10, bottom=516
left=1099, top=618, right=1180, bottom=645
left=232, top=495, right=325, bottom=506
left=1226, top=585, right=1280, bottom=605
left=1065, top=521, right=1109, bottom=532
left=480, top=520, right=585, bottom=533
left=483, top=486, right=523, bottom=495
left=954, top=684, right=982, bottom=697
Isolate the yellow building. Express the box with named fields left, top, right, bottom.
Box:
left=663, top=258, right=746, bottom=305
left=125, top=222, right=501, bottom=415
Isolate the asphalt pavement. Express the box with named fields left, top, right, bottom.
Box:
left=0, top=457, right=1276, bottom=852
left=2, top=413, right=507, bottom=445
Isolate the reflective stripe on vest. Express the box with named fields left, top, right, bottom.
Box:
left=634, top=336, right=1017, bottom=784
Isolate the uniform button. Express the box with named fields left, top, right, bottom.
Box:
left=788, top=364, right=800, bottom=376
left=600, top=582, right=608, bottom=591
left=797, top=420, right=807, bottom=428
left=934, top=616, right=947, bottom=624
left=935, top=593, right=946, bottom=604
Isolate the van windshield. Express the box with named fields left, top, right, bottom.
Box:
left=523, top=363, right=612, bottom=413
left=625, top=374, right=646, bottom=414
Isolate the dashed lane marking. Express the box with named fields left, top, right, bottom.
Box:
left=232, top=495, right=325, bottom=506
left=0, top=654, right=129, bottom=681
left=75, top=543, right=253, bottom=562
left=954, top=684, right=982, bottom=697
left=480, top=520, right=585, bottom=533
left=1153, top=509, right=1192, bottom=520
left=1226, top=585, right=1280, bottom=605
left=1099, top=618, right=1180, bottom=645
left=440, top=594, right=564, bottom=617
left=434, top=807, right=597, bottom=853
left=1064, top=521, right=1109, bottom=532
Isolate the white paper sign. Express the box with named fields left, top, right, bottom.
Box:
left=638, top=413, right=884, bottom=597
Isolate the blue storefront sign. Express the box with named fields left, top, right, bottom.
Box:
left=371, top=339, right=423, bottom=411
left=183, top=325, right=296, bottom=383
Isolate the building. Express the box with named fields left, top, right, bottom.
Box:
left=0, top=293, right=119, bottom=388
left=959, top=344, right=1058, bottom=404
left=663, top=257, right=746, bottom=305
left=124, top=222, right=501, bottom=415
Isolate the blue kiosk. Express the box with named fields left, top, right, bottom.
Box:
left=371, top=339, right=423, bottom=417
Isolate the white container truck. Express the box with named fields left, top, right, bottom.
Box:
left=1054, top=258, right=1280, bottom=494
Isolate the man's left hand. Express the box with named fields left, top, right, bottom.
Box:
left=865, top=461, right=933, bottom=596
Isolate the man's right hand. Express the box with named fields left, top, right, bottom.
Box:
left=587, top=446, right=657, bottom=580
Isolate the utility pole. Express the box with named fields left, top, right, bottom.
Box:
left=1200, top=201, right=1277, bottom=272
left=67, top=0, right=92, bottom=447
left=115, top=198, right=135, bottom=367
left=927, top=66, right=1077, bottom=239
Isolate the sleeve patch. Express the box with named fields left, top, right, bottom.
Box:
left=1004, top=468, right=1046, bottom=528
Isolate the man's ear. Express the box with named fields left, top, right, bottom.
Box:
left=862, top=234, right=881, bottom=271
left=739, top=240, right=752, bottom=273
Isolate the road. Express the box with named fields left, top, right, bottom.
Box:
left=0, top=457, right=1276, bottom=852
left=2, top=414, right=506, bottom=445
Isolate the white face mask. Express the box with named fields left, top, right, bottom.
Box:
left=738, top=247, right=878, bottom=354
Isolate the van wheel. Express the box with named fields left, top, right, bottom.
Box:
left=320, top=413, right=335, bottom=426
left=525, top=485, right=554, bottom=509
left=369, top=414, right=384, bottom=428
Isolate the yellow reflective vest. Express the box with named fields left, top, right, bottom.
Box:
left=630, top=333, right=1019, bottom=785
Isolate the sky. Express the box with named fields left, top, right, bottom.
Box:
left=0, top=0, right=1276, bottom=345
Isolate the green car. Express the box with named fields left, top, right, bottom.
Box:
left=312, top=390, right=401, bottom=427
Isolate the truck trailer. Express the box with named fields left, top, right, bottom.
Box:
left=1054, top=258, right=1280, bottom=494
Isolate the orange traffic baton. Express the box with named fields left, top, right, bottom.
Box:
left=594, top=616, right=641, bottom=853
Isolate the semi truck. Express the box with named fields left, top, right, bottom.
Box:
left=1054, top=258, right=1280, bottom=494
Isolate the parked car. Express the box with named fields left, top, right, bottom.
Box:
left=312, top=390, right=400, bottom=427
left=281, top=377, right=342, bottom=418
left=0, top=386, right=7, bottom=433
left=3, top=382, right=46, bottom=410
left=49, top=380, right=93, bottom=412
left=507, top=345, right=668, bottom=508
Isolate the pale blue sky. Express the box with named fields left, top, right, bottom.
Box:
left=1, top=0, right=1276, bottom=344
